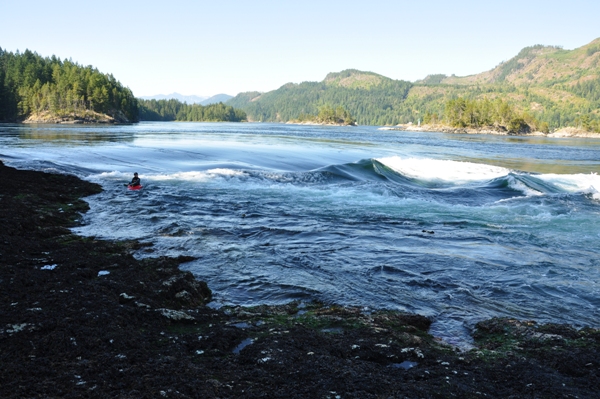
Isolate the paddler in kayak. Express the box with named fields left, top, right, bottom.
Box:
left=128, top=172, right=141, bottom=188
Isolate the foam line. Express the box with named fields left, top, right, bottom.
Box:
left=376, top=156, right=509, bottom=184
left=537, top=172, right=600, bottom=197
left=89, top=169, right=248, bottom=183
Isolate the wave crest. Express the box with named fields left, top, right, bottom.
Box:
left=376, top=156, right=509, bottom=184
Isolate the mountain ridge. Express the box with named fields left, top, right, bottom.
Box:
left=432, top=38, right=600, bottom=86
left=200, top=93, right=234, bottom=105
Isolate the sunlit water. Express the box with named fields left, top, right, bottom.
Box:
left=2, top=122, right=600, bottom=347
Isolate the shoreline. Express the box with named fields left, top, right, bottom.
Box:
left=381, top=123, right=600, bottom=138
left=1, top=161, right=599, bottom=397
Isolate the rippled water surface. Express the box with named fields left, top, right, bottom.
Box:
left=2, top=122, right=599, bottom=345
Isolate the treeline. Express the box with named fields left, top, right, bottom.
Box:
left=294, top=105, right=356, bottom=125
left=426, top=97, right=549, bottom=133
left=138, top=99, right=246, bottom=122
left=0, top=48, right=138, bottom=122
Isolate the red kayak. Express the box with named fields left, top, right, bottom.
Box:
left=127, top=184, right=143, bottom=191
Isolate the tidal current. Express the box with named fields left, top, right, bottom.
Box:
left=2, top=122, right=599, bottom=346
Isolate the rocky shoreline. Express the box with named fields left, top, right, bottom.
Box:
left=381, top=123, right=600, bottom=138
left=22, top=110, right=131, bottom=124
left=1, top=161, right=599, bottom=398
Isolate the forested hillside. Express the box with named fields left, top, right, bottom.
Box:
left=228, top=39, right=600, bottom=132
left=0, top=48, right=138, bottom=123
left=138, top=99, right=246, bottom=122
left=227, top=70, right=412, bottom=126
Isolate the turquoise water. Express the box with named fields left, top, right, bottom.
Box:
left=2, top=122, right=599, bottom=346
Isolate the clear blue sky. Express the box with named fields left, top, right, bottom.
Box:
left=1, top=0, right=598, bottom=97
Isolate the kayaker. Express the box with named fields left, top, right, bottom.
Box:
left=129, top=172, right=141, bottom=187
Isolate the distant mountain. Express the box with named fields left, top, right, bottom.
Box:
left=200, top=94, right=233, bottom=106
left=226, top=70, right=412, bottom=125
left=139, top=93, right=209, bottom=104
left=227, top=38, right=600, bottom=131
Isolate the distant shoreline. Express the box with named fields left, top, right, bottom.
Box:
left=285, top=120, right=357, bottom=127
left=380, top=123, right=600, bottom=138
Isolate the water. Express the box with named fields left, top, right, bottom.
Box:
left=2, top=122, right=600, bottom=346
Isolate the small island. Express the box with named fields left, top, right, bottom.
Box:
left=288, top=104, right=357, bottom=126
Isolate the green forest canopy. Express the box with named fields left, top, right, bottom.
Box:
left=138, top=99, right=246, bottom=122
left=0, top=48, right=138, bottom=122
left=292, top=104, right=356, bottom=126
left=433, top=97, right=549, bottom=133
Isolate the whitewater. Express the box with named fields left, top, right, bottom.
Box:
left=1, top=122, right=599, bottom=346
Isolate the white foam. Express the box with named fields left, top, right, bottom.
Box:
left=206, top=168, right=247, bottom=177
left=89, top=169, right=248, bottom=184
left=536, top=172, right=600, bottom=197
left=376, top=156, right=509, bottom=184
left=90, top=170, right=131, bottom=180
left=151, top=169, right=247, bottom=182
left=505, top=175, right=543, bottom=197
